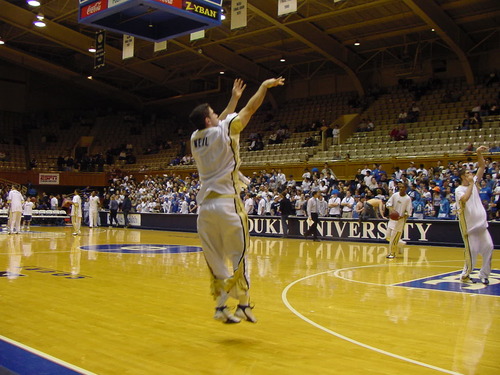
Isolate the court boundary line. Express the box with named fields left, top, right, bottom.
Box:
left=282, top=269, right=464, bottom=375
left=0, top=334, right=96, bottom=375
left=332, top=263, right=461, bottom=287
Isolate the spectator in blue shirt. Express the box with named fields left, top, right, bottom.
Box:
left=437, top=196, right=451, bottom=219
left=479, top=180, right=493, bottom=203
left=412, top=197, right=425, bottom=219
left=407, top=183, right=421, bottom=202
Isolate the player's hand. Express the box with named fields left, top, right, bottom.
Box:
left=232, top=78, right=246, bottom=98
left=263, top=77, right=285, bottom=89
left=476, top=145, right=488, bottom=153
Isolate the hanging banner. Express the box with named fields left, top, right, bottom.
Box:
left=122, top=35, right=134, bottom=60
left=190, top=30, right=205, bottom=41
left=94, top=30, right=105, bottom=68
left=278, top=0, right=297, bottom=16
left=154, top=40, right=167, bottom=52
left=231, top=0, right=247, bottom=30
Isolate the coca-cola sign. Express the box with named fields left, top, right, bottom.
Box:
left=80, top=0, right=108, bottom=19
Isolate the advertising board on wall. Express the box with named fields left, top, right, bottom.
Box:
left=38, top=173, right=60, bottom=185
left=100, top=212, right=500, bottom=249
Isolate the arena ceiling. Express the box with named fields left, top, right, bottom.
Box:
left=0, top=0, right=499, bottom=109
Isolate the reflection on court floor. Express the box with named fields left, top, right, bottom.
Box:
left=0, top=226, right=499, bottom=375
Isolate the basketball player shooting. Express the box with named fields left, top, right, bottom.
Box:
left=190, top=77, right=285, bottom=324
left=385, top=180, right=412, bottom=259
left=456, top=145, right=494, bottom=284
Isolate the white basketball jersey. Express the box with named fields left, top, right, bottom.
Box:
left=191, top=113, right=246, bottom=204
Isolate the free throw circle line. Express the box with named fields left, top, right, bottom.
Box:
left=281, top=269, right=463, bottom=375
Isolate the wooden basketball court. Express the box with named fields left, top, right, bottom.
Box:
left=1, top=226, right=499, bottom=375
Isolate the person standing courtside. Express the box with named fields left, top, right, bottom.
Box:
left=385, top=181, right=412, bottom=259
left=121, top=193, right=132, bottom=228
left=50, top=194, right=58, bottom=210
left=279, top=192, right=294, bottom=238
left=70, top=189, right=82, bottom=235
left=341, top=190, right=355, bottom=218
left=190, top=77, right=285, bottom=324
left=22, top=197, right=34, bottom=232
left=109, top=194, right=119, bottom=227
left=88, top=191, right=100, bottom=228
left=7, top=185, right=24, bottom=234
left=304, top=190, right=321, bottom=241
left=328, top=191, right=341, bottom=217
left=455, top=146, right=494, bottom=284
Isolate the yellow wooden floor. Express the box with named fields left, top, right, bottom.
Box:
left=0, top=226, right=499, bottom=375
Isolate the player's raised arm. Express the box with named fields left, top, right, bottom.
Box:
left=475, top=145, right=488, bottom=182
left=219, top=78, right=246, bottom=121
left=238, top=77, right=285, bottom=128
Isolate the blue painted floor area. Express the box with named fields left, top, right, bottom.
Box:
left=395, top=270, right=500, bottom=296
left=0, top=339, right=84, bottom=375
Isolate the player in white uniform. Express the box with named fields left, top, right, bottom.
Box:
left=385, top=181, right=412, bottom=259
left=88, top=191, right=100, bottom=228
left=22, top=197, right=34, bottom=232
left=455, top=146, right=493, bottom=284
left=190, top=77, right=285, bottom=324
left=7, top=185, right=24, bottom=234
left=70, top=189, right=83, bottom=235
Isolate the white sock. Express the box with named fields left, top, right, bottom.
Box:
left=215, top=291, right=229, bottom=308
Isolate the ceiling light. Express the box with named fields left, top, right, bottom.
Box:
left=88, top=47, right=97, bottom=53
left=27, top=0, right=41, bottom=6
left=219, top=71, right=225, bottom=75
left=0, top=38, right=5, bottom=45
left=431, top=28, right=435, bottom=32
left=33, top=13, right=46, bottom=27
left=354, top=40, right=360, bottom=46
left=280, top=57, right=286, bottom=63
left=87, top=76, right=93, bottom=80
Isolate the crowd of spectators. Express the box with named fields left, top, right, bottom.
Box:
left=2, top=155, right=499, bottom=225
left=99, top=158, right=499, bottom=221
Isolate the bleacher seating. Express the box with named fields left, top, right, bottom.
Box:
left=308, top=81, right=500, bottom=163
left=0, top=111, right=27, bottom=171
left=0, top=79, right=498, bottom=174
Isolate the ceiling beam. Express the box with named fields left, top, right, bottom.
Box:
left=170, top=39, right=275, bottom=85
left=247, top=2, right=365, bottom=96
left=0, top=45, right=142, bottom=109
left=402, top=0, right=474, bottom=84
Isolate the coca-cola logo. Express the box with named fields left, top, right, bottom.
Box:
left=88, top=3, right=102, bottom=13
left=81, top=0, right=108, bottom=18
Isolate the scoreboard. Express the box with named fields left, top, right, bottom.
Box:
left=78, top=0, right=223, bottom=42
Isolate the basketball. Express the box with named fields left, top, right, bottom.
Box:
left=389, top=211, right=400, bottom=220
left=31, top=197, right=37, bottom=202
